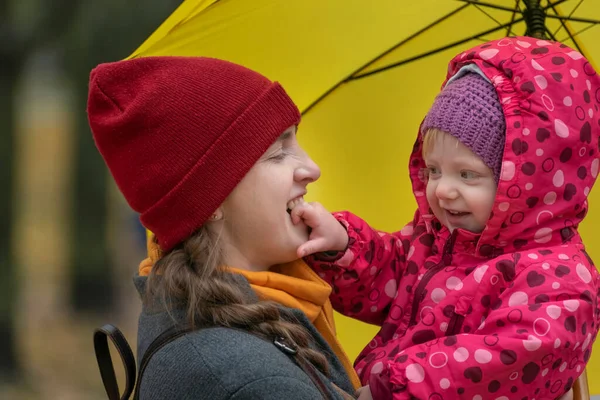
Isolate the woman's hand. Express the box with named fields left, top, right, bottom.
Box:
left=291, top=201, right=349, bottom=257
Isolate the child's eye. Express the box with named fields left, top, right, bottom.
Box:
left=422, top=166, right=441, bottom=179
left=428, top=167, right=441, bottom=176
left=460, top=170, right=479, bottom=180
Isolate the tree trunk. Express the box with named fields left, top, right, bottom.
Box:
left=0, top=69, right=19, bottom=380
left=66, top=0, right=183, bottom=314
left=70, top=80, right=113, bottom=313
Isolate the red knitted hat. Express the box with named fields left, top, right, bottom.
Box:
left=87, top=56, right=301, bottom=251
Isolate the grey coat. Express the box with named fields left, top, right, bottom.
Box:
left=134, top=274, right=355, bottom=400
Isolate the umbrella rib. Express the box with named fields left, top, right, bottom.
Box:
left=458, top=0, right=568, bottom=13
left=546, top=0, right=584, bottom=54
left=544, top=26, right=558, bottom=41
left=506, top=0, right=521, bottom=36
left=551, top=0, right=584, bottom=37
left=300, top=0, right=585, bottom=116
left=350, top=16, right=525, bottom=81
left=558, top=23, right=596, bottom=43
left=544, top=14, right=600, bottom=24
left=300, top=4, right=469, bottom=115
left=473, top=3, right=508, bottom=32
left=349, top=4, right=470, bottom=76
left=457, top=0, right=520, bottom=13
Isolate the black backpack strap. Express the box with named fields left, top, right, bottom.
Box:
left=94, top=323, right=192, bottom=400
left=133, top=326, right=191, bottom=399
left=95, top=325, right=351, bottom=400
left=93, top=324, right=137, bottom=400
left=273, top=336, right=342, bottom=400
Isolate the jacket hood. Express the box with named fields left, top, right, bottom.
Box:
left=410, top=36, right=600, bottom=256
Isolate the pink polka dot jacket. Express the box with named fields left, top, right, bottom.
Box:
left=306, top=36, right=600, bottom=399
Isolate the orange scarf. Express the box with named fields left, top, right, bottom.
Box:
left=139, top=236, right=361, bottom=390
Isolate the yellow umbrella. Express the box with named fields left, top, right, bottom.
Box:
left=129, top=0, right=600, bottom=393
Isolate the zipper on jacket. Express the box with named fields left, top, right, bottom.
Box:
left=446, top=314, right=465, bottom=336
left=408, top=230, right=457, bottom=327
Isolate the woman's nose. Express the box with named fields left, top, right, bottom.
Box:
left=295, top=153, right=321, bottom=184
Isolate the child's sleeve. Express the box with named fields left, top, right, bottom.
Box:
left=366, top=259, right=599, bottom=399
left=304, top=210, right=418, bottom=326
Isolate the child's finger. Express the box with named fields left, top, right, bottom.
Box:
left=290, top=202, right=316, bottom=225
left=289, top=202, right=305, bottom=225
left=297, top=237, right=329, bottom=258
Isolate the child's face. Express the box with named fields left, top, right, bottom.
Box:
left=423, top=131, right=497, bottom=233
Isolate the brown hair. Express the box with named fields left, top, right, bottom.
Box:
left=145, top=226, right=329, bottom=375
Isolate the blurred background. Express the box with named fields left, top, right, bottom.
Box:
left=0, top=1, right=181, bottom=398
left=2, top=0, right=600, bottom=398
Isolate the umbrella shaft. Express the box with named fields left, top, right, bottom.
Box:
left=524, top=0, right=547, bottom=38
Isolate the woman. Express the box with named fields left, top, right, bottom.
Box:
left=88, top=55, right=361, bottom=399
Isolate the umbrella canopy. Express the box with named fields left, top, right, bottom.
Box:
left=129, top=1, right=600, bottom=392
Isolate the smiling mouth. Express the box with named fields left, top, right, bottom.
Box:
left=446, top=210, right=470, bottom=217
left=286, top=196, right=304, bottom=214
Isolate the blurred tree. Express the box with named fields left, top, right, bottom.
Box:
left=0, top=10, right=20, bottom=379
left=63, top=0, right=181, bottom=313
left=0, top=0, right=84, bottom=379
left=0, top=0, right=180, bottom=378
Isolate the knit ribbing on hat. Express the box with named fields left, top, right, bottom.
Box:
left=87, top=56, right=301, bottom=251
left=421, top=72, right=506, bottom=181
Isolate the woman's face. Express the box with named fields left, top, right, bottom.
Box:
left=214, top=126, right=321, bottom=271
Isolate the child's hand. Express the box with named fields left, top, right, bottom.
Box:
left=290, top=201, right=349, bottom=258
left=558, top=388, right=573, bottom=400
left=355, top=385, right=373, bottom=400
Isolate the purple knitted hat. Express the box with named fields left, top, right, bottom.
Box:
left=421, top=72, right=506, bottom=182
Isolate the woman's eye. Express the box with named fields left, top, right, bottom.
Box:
left=269, top=150, right=291, bottom=162
left=269, top=153, right=286, bottom=161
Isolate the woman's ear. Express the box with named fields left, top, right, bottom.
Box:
left=208, top=207, right=224, bottom=222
